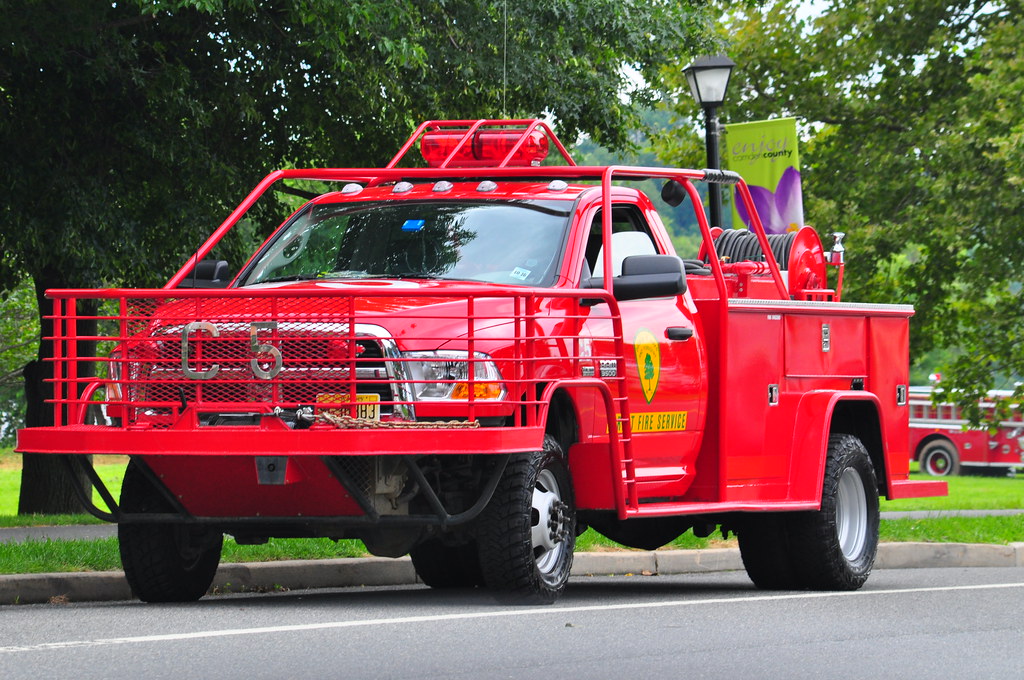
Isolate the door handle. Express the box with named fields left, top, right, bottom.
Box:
left=666, top=327, right=694, bottom=341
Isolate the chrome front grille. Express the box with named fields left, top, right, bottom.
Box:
left=124, top=325, right=402, bottom=426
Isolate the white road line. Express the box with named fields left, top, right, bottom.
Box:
left=3, top=582, right=1022, bottom=654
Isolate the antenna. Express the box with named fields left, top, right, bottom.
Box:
left=502, top=0, right=508, bottom=118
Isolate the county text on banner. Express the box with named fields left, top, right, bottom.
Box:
left=724, top=117, right=803, bottom=234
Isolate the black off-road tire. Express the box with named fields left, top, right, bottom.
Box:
left=410, top=538, right=484, bottom=589
left=919, top=439, right=960, bottom=477
left=478, top=435, right=576, bottom=605
left=737, top=513, right=799, bottom=590
left=788, top=434, right=880, bottom=590
left=118, top=462, right=223, bottom=603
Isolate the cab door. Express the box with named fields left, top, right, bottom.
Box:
left=580, top=203, right=707, bottom=502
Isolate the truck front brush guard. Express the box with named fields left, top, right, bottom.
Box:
left=60, top=452, right=512, bottom=531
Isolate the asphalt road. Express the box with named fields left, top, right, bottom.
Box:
left=1, top=567, right=1021, bottom=680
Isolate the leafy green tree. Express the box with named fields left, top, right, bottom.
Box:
left=657, top=0, right=1024, bottom=424
left=0, top=281, right=38, bottom=447
left=0, top=0, right=714, bottom=512
left=572, top=108, right=705, bottom=256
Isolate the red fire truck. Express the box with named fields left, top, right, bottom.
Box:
left=910, top=386, right=1024, bottom=476
left=17, top=119, right=945, bottom=604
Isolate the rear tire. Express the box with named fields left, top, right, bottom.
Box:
left=789, top=434, right=879, bottom=590
left=118, top=462, right=223, bottom=603
left=478, top=435, right=576, bottom=604
left=739, top=434, right=879, bottom=591
left=919, top=440, right=960, bottom=476
left=410, top=538, right=484, bottom=589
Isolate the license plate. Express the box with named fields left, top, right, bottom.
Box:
left=317, top=393, right=380, bottom=421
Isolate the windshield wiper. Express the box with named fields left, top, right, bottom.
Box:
left=342, top=272, right=445, bottom=280
left=393, top=272, right=444, bottom=280
left=259, top=271, right=445, bottom=283
left=255, top=273, right=323, bottom=284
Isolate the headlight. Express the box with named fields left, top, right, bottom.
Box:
left=403, top=351, right=506, bottom=401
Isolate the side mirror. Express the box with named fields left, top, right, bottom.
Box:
left=661, top=180, right=687, bottom=207
left=614, top=254, right=687, bottom=301
left=176, top=259, right=231, bottom=288
left=583, top=254, right=687, bottom=303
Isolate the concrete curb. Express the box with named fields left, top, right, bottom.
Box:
left=875, top=542, right=1024, bottom=569
left=215, top=556, right=417, bottom=593
left=3, top=542, right=1022, bottom=606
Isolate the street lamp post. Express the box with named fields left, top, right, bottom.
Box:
left=683, top=55, right=736, bottom=228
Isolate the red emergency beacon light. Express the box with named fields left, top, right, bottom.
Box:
left=420, top=128, right=549, bottom=167
left=385, top=119, right=573, bottom=169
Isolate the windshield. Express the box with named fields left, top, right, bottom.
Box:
left=239, top=199, right=572, bottom=287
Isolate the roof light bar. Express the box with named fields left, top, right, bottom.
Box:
left=420, top=128, right=549, bottom=168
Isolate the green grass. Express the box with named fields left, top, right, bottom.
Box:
left=576, top=527, right=717, bottom=553
left=3, top=516, right=1020, bottom=575
left=4, top=457, right=1019, bottom=520
left=1, top=537, right=123, bottom=574
left=0, top=537, right=369, bottom=575
left=880, top=471, right=1024, bottom=512
left=1, top=450, right=1021, bottom=575
left=0, top=457, right=126, bottom=516
left=0, top=453, right=21, bottom=516
left=880, top=515, right=1024, bottom=545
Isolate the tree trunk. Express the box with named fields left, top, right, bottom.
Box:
left=18, top=274, right=95, bottom=515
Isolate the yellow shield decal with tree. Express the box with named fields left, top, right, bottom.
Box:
left=634, top=328, right=660, bottom=404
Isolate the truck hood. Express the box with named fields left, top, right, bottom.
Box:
left=241, top=277, right=526, bottom=304
left=145, top=278, right=563, bottom=353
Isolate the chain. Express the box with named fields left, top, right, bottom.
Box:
left=316, top=412, right=481, bottom=429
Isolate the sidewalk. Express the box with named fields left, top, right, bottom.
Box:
left=0, top=524, right=118, bottom=544
left=2, top=516, right=1023, bottom=606
left=4, top=509, right=1023, bottom=545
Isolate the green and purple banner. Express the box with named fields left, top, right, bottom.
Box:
left=723, top=117, right=803, bottom=234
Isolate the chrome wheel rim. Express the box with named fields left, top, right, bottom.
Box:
left=836, top=467, right=868, bottom=560
left=531, top=468, right=569, bottom=576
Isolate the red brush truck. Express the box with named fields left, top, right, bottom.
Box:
left=17, top=119, right=946, bottom=604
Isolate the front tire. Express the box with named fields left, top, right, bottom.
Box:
left=118, top=462, right=223, bottom=602
left=478, top=435, right=576, bottom=604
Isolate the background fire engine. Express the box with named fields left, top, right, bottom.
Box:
left=910, top=386, right=1024, bottom=476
